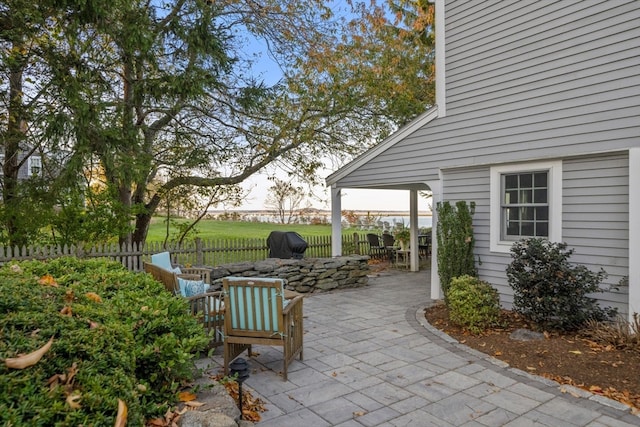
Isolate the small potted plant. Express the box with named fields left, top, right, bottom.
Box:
left=394, top=228, right=411, bottom=251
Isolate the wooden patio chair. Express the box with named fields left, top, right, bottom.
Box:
left=150, top=251, right=212, bottom=285
left=366, top=233, right=386, bottom=260
left=143, top=261, right=224, bottom=348
left=222, top=277, right=303, bottom=381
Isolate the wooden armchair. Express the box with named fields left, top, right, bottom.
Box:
left=143, top=262, right=224, bottom=348
left=150, top=251, right=211, bottom=285
left=222, top=277, right=303, bottom=381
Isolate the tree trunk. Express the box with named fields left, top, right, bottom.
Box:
left=132, top=211, right=151, bottom=247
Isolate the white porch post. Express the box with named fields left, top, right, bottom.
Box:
left=629, top=148, right=640, bottom=322
left=409, top=189, right=419, bottom=271
left=331, top=185, right=342, bottom=257
left=430, top=178, right=442, bottom=300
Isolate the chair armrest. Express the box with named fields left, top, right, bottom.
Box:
left=282, top=295, right=303, bottom=315
left=186, top=291, right=224, bottom=314
left=181, top=267, right=211, bottom=284
left=177, top=273, right=202, bottom=281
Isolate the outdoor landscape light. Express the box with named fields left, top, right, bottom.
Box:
left=229, top=358, right=250, bottom=417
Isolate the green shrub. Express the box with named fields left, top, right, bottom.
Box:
left=446, top=275, right=500, bottom=334
left=436, top=201, right=477, bottom=300
left=506, top=238, right=617, bottom=331
left=0, top=257, right=209, bottom=426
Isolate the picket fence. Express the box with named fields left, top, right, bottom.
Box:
left=0, top=234, right=370, bottom=271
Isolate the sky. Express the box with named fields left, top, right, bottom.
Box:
left=234, top=172, right=414, bottom=212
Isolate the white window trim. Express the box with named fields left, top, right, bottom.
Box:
left=490, top=160, right=562, bottom=253
left=28, top=156, right=42, bottom=175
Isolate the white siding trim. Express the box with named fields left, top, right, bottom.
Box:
left=629, top=148, right=640, bottom=321
left=489, top=160, right=563, bottom=253
left=430, top=175, right=443, bottom=299
left=331, top=185, right=342, bottom=257
left=435, top=0, right=446, bottom=116
left=410, top=190, right=420, bottom=271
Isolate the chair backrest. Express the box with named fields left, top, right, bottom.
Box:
left=223, top=277, right=286, bottom=338
left=143, top=262, right=179, bottom=295
left=382, top=233, right=395, bottom=247
left=151, top=252, right=175, bottom=271
left=366, top=233, right=381, bottom=247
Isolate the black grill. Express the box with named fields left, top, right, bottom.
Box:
left=267, top=231, right=308, bottom=259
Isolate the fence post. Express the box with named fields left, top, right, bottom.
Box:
left=195, top=237, right=204, bottom=266
left=353, top=233, right=360, bottom=255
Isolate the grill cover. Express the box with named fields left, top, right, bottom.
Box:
left=267, top=231, right=308, bottom=259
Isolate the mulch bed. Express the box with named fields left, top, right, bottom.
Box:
left=424, top=302, right=640, bottom=413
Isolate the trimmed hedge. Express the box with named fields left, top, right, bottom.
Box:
left=0, top=257, right=209, bottom=426
left=447, top=275, right=500, bottom=334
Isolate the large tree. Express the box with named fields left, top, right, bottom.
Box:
left=0, top=0, right=435, bottom=247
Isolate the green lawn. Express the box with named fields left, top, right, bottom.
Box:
left=146, top=217, right=361, bottom=242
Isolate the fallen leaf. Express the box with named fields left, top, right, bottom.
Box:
left=146, top=419, right=166, bottom=426
left=569, top=350, right=582, bottom=355
left=60, top=306, right=72, bottom=316
left=114, top=399, right=127, bottom=427
left=494, top=351, right=502, bottom=356
left=10, top=264, right=22, bottom=273
left=38, top=274, right=58, bottom=287
left=178, top=391, right=197, bottom=402
left=353, top=411, right=367, bottom=417
left=85, top=292, right=102, bottom=303
left=5, top=336, right=54, bottom=369
left=66, top=392, right=82, bottom=409
left=184, top=401, right=205, bottom=407
left=64, top=290, right=75, bottom=303
left=526, top=366, right=536, bottom=371
left=589, top=385, right=603, bottom=394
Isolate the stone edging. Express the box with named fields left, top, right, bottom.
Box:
left=410, top=301, right=639, bottom=419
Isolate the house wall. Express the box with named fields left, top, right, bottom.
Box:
left=443, top=152, right=630, bottom=316
left=334, top=0, right=640, bottom=189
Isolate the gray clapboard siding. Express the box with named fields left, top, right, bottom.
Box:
left=335, top=0, right=639, bottom=189
left=562, top=153, right=629, bottom=302
left=439, top=152, right=629, bottom=315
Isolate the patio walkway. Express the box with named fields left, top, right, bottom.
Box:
left=203, top=269, right=640, bottom=426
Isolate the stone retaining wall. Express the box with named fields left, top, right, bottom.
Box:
left=209, top=255, right=370, bottom=293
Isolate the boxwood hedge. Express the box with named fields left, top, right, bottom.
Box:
left=0, top=257, right=209, bottom=426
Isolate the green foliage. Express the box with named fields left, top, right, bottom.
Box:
left=48, top=187, right=132, bottom=246
left=1, top=0, right=436, bottom=249
left=436, top=201, right=477, bottom=299
left=446, top=275, right=500, bottom=334
left=393, top=227, right=410, bottom=242
left=0, top=257, right=209, bottom=426
left=506, top=238, right=617, bottom=331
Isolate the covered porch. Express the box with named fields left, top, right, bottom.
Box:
left=327, top=181, right=443, bottom=300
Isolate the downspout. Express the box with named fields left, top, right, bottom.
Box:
left=629, top=148, right=640, bottom=323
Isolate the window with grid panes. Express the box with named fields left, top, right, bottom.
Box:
left=501, top=171, right=548, bottom=240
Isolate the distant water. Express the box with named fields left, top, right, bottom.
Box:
left=379, top=216, right=432, bottom=229
left=210, top=211, right=432, bottom=229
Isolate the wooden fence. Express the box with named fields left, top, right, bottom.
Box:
left=0, top=233, right=372, bottom=271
